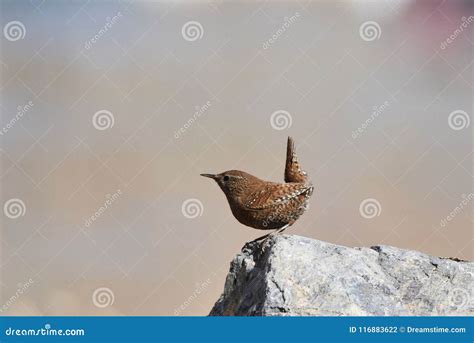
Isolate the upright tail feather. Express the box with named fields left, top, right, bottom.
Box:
left=284, top=136, right=308, bottom=183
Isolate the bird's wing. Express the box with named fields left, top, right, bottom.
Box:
left=244, top=183, right=313, bottom=210
left=284, top=136, right=308, bottom=183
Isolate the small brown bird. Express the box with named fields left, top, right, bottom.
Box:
left=201, top=137, right=313, bottom=241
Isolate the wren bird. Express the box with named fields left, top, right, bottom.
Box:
left=201, top=137, right=313, bottom=241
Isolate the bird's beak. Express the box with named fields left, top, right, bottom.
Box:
left=200, top=173, right=218, bottom=179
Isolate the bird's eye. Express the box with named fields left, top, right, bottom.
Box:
left=223, top=175, right=230, bottom=181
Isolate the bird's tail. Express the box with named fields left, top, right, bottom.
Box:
left=284, top=136, right=308, bottom=183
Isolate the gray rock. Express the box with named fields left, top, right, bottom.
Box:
left=210, top=235, right=473, bottom=316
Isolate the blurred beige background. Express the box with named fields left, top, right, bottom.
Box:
left=0, top=0, right=472, bottom=316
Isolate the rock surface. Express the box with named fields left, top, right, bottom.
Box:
left=210, top=235, right=473, bottom=316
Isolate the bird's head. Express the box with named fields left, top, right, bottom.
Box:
left=200, top=170, right=258, bottom=198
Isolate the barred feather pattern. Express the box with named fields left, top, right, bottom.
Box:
left=285, top=136, right=308, bottom=183
left=203, top=136, right=314, bottom=231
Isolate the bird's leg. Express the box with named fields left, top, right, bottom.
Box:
left=261, top=223, right=291, bottom=242
left=248, top=223, right=292, bottom=244
left=275, top=223, right=291, bottom=235
left=248, top=232, right=273, bottom=244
